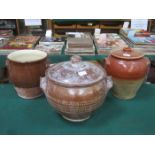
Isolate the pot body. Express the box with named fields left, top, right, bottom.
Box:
left=7, top=50, right=47, bottom=99
left=8, top=59, right=47, bottom=88
left=105, top=55, right=150, bottom=99
left=41, top=76, right=112, bottom=122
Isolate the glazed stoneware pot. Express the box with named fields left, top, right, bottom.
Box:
left=105, top=47, right=150, bottom=99
left=40, top=55, right=113, bottom=122
left=7, top=50, right=47, bottom=99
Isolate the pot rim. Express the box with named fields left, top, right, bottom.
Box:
left=7, top=49, right=47, bottom=64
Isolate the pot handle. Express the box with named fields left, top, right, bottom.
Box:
left=145, top=57, right=151, bottom=66
left=40, top=76, right=47, bottom=93
left=46, top=60, right=54, bottom=69
left=106, top=76, right=113, bottom=91
left=6, top=59, right=8, bottom=66
left=105, top=58, right=110, bottom=66
left=145, top=57, right=151, bottom=82
left=6, top=59, right=9, bottom=69
left=5, top=59, right=10, bottom=80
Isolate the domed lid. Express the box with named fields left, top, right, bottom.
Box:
left=111, top=47, right=144, bottom=60
left=47, top=55, right=106, bottom=87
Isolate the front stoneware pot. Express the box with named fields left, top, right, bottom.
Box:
left=41, top=55, right=112, bottom=122
left=105, top=47, right=150, bottom=99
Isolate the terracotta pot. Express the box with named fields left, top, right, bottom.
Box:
left=105, top=47, right=150, bottom=99
left=7, top=50, right=47, bottom=99
left=40, top=55, right=113, bottom=122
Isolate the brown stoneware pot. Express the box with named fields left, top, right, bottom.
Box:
left=105, top=47, right=150, bottom=99
left=40, top=55, right=113, bottom=122
left=7, top=50, right=47, bottom=99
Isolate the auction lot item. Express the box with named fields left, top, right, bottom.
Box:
left=7, top=50, right=47, bottom=99
left=40, top=55, right=112, bottom=122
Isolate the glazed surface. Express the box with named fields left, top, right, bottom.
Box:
left=105, top=55, right=150, bottom=80
left=45, top=78, right=108, bottom=119
left=111, top=77, right=145, bottom=99
left=47, top=61, right=105, bottom=86
left=8, top=58, right=47, bottom=88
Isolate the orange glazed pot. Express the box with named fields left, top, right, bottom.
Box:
left=40, top=55, right=113, bottom=122
left=105, top=47, right=150, bottom=99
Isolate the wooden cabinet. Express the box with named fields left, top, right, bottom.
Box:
left=50, top=19, right=130, bottom=36
left=0, top=19, right=20, bottom=35
left=16, top=19, right=48, bottom=36
left=1, top=19, right=154, bottom=36
left=99, top=20, right=126, bottom=33
left=148, top=19, right=155, bottom=32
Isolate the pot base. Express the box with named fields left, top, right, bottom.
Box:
left=15, top=86, right=43, bottom=99
left=112, top=93, right=136, bottom=100
left=62, top=115, right=90, bottom=122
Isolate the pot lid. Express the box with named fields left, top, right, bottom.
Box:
left=47, top=55, right=106, bottom=86
left=111, top=47, right=144, bottom=60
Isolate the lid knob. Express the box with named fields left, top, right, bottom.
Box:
left=123, top=47, right=132, bottom=52
left=71, top=55, right=82, bottom=64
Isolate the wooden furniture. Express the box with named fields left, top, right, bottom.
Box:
left=15, top=19, right=48, bottom=36
left=1, top=19, right=155, bottom=36
left=50, top=19, right=130, bottom=36
left=0, top=19, right=20, bottom=35
left=148, top=19, right=155, bottom=32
